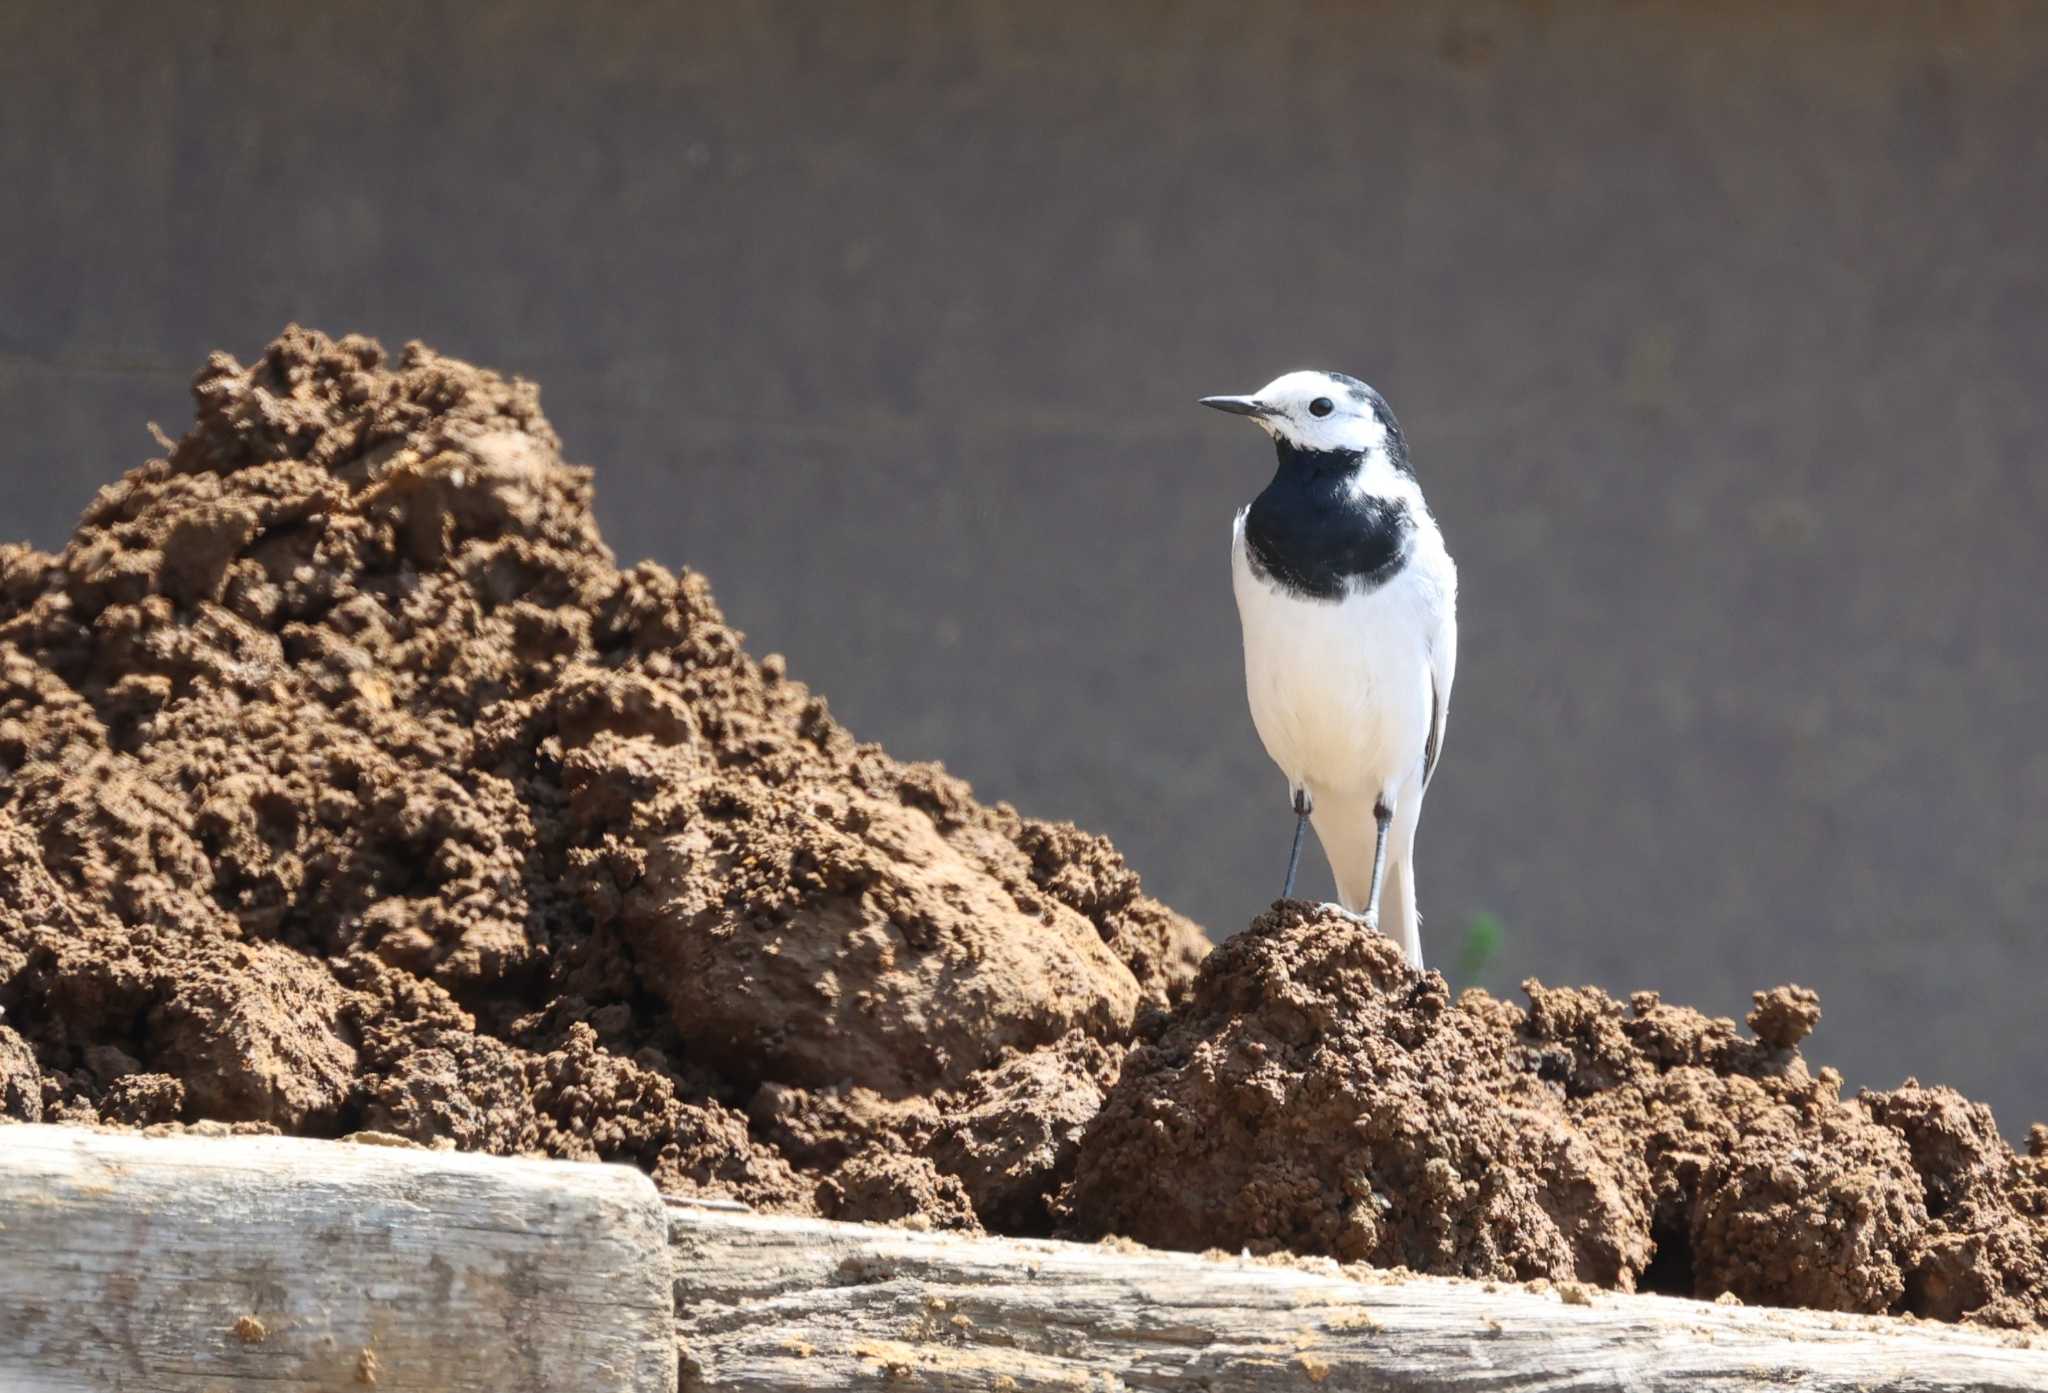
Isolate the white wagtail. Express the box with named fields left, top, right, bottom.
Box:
left=1201, top=371, right=1459, bottom=968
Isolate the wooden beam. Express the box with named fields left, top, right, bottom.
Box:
left=6, top=1125, right=2044, bottom=1392
left=0, top=1125, right=676, bottom=1393
left=667, top=1199, right=2048, bottom=1392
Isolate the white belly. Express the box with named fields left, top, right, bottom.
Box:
left=1231, top=519, right=1434, bottom=802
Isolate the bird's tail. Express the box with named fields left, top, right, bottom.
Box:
left=1380, top=845, right=1421, bottom=970
left=1320, top=790, right=1424, bottom=969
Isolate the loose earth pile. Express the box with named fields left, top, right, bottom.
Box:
left=2, top=330, right=2042, bottom=1331
left=1066, top=906, right=2048, bottom=1327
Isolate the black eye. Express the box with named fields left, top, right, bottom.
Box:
left=1308, top=397, right=1334, bottom=418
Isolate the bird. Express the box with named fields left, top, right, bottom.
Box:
left=1200, top=370, right=1458, bottom=968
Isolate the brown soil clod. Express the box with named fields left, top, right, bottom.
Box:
left=1, top=327, right=2041, bottom=1335
left=1060, top=902, right=2048, bottom=1329
left=0, top=326, right=1206, bottom=1228
left=1748, top=984, right=1822, bottom=1050
left=0, top=1022, right=40, bottom=1123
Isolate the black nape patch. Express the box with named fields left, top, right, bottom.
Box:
left=1243, top=439, right=1413, bottom=601
left=1322, top=373, right=1411, bottom=476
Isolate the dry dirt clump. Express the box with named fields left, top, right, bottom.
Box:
left=5, top=329, right=2044, bottom=1336
left=1061, top=903, right=2048, bottom=1329
left=0, top=327, right=1207, bottom=1231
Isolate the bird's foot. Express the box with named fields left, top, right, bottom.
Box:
left=1316, top=901, right=1379, bottom=932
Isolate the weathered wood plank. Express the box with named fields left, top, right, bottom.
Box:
left=0, top=1125, right=676, bottom=1393
left=10, top=1124, right=2045, bottom=1393
left=667, top=1200, right=2048, bottom=1392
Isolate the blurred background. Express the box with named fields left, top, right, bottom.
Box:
left=4, top=2, right=2044, bottom=1127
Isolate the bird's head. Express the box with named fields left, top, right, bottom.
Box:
left=1199, top=369, right=1404, bottom=461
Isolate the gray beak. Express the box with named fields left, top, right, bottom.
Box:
left=1198, top=394, right=1266, bottom=417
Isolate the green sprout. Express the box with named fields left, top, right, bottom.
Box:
left=1452, top=910, right=1506, bottom=990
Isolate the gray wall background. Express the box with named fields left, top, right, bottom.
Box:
left=5, top=2, right=2045, bottom=1128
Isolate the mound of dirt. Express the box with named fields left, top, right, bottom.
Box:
left=1062, top=903, right=2048, bottom=1328
left=2, top=328, right=2041, bottom=1334
left=0, top=327, right=1207, bottom=1229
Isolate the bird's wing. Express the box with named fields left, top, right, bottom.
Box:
left=1421, top=568, right=1458, bottom=789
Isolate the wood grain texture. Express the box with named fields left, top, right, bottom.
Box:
left=667, top=1200, right=2048, bottom=1392
left=0, top=1125, right=676, bottom=1393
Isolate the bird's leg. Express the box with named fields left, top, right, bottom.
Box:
left=1281, top=786, right=1313, bottom=900
left=1362, top=798, right=1393, bottom=931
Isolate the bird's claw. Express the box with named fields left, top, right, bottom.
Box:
left=1317, top=901, right=1379, bottom=932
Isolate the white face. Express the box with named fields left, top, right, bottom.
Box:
left=1203, top=369, right=1422, bottom=508
left=1204, top=370, right=1394, bottom=455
